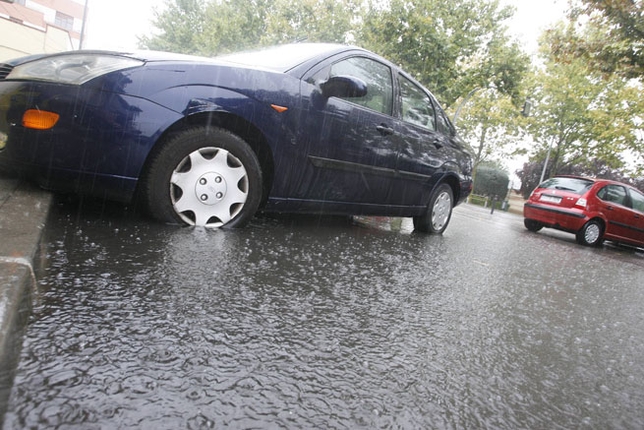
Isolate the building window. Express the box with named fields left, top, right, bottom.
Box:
left=55, top=11, right=74, bottom=31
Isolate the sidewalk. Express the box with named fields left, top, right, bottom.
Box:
left=0, top=174, right=52, bottom=409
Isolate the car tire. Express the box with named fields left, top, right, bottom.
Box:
left=141, top=127, right=263, bottom=228
left=413, top=183, right=453, bottom=234
left=524, top=219, right=543, bottom=232
left=576, top=219, right=604, bottom=247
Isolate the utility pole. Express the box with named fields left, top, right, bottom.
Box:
left=79, top=0, right=89, bottom=49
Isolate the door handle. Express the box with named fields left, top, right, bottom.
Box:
left=376, top=124, right=394, bottom=136
left=431, top=137, right=444, bottom=149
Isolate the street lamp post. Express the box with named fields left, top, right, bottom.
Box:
left=79, top=0, right=89, bottom=49
left=452, top=87, right=481, bottom=126
left=539, top=138, right=554, bottom=184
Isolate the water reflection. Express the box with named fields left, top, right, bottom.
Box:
left=2, top=200, right=644, bottom=428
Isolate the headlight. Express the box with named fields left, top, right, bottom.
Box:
left=6, top=54, right=144, bottom=85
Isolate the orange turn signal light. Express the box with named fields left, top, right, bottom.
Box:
left=22, top=109, right=60, bottom=130
left=271, top=104, right=288, bottom=113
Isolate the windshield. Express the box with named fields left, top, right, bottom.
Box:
left=538, top=177, right=594, bottom=194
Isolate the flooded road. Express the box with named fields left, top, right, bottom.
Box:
left=3, top=199, right=644, bottom=429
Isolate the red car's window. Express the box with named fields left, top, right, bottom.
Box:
left=596, top=185, right=628, bottom=205
left=539, top=177, right=593, bottom=194
left=629, top=189, right=644, bottom=213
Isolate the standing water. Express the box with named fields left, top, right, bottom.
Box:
left=2, top=198, right=644, bottom=428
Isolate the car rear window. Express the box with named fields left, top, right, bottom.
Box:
left=539, top=177, right=594, bottom=194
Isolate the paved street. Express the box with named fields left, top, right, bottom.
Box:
left=1, top=197, right=644, bottom=428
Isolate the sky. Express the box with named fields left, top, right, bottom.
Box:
left=84, top=0, right=570, bottom=53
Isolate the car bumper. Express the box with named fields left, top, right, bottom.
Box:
left=0, top=80, right=180, bottom=201
left=523, top=202, right=588, bottom=232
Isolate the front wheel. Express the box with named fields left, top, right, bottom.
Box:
left=576, top=219, right=604, bottom=247
left=413, top=183, right=454, bottom=234
left=141, top=127, right=263, bottom=228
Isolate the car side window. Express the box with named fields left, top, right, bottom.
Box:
left=435, top=105, right=455, bottom=136
left=629, top=189, right=644, bottom=213
left=597, top=185, right=628, bottom=205
left=398, top=75, right=436, bottom=130
left=328, top=57, right=393, bottom=115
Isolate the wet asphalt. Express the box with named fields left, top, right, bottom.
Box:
left=1, top=194, right=643, bottom=428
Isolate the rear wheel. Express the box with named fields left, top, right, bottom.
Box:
left=524, top=219, right=543, bottom=232
left=141, top=127, right=262, bottom=228
left=576, top=219, right=604, bottom=247
left=413, top=183, right=453, bottom=234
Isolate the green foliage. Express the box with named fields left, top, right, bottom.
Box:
left=455, top=88, right=524, bottom=172
left=139, top=0, right=360, bottom=55
left=549, top=0, right=644, bottom=79
left=139, top=0, right=208, bottom=54
left=359, top=0, right=528, bottom=107
left=473, top=165, right=509, bottom=197
left=518, top=31, right=644, bottom=184
left=261, top=0, right=361, bottom=45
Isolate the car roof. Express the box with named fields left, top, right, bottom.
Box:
left=131, top=43, right=363, bottom=73
left=551, top=175, right=637, bottom=189
left=216, top=43, right=358, bottom=72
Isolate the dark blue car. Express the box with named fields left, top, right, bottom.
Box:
left=0, top=43, right=472, bottom=232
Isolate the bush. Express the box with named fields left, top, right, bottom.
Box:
left=473, top=166, right=509, bottom=198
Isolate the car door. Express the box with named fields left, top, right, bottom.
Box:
left=596, top=184, right=641, bottom=243
left=291, top=55, right=399, bottom=206
left=626, top=188, right=644, bottom=245
left=391, top=74, right=449, bottom=206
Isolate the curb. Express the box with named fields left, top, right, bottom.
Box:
left=0, top=177, right=52, bottom=416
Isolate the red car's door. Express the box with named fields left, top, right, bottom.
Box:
left=626, top=188, right=644, bottom=246
left=596, top=184, right=644, bottom=245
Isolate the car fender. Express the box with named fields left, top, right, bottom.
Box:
left=582, top=209, right=609, bottom=228
left=427, top=171, right=468, bottom=207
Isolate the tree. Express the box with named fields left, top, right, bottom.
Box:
left=139, top=0, right=360, bottom=55
left=260, top=0, right=361, bottom=45
left=473, top=164, right=509, bottom=198
left=548, top=0, right=644, bottom=79
left=358, top=0, right=529, bottom=108
left=139, top=0, right=208, bottom=54
left=519, top=40, right=644, bottom=182
left=454, top=88, right=525, bottom=174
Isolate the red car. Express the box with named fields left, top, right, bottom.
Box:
left=523, top=175, right=644, bottom=248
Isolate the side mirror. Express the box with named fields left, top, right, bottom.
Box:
left=320, top=75, right=367, bottom=99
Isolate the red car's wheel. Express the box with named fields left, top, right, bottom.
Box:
left=576, top=219, right=604, bottom=247
left=524, top=219, right=543, bottom=232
